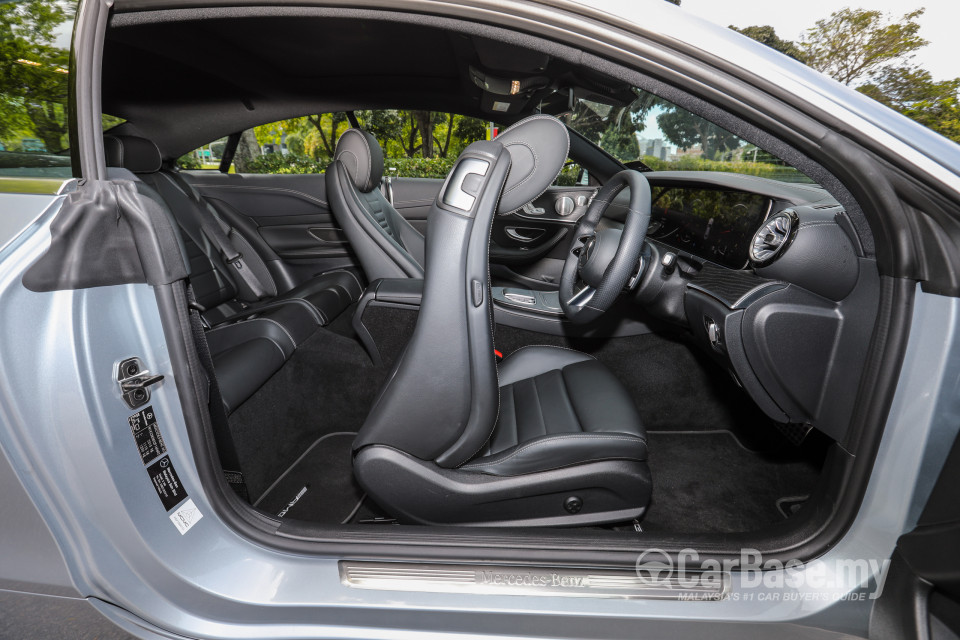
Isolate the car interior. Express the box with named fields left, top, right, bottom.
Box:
left=96, top=9, right=880, bottom=541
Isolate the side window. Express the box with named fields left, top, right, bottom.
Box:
left=191, top=111, right=490, bottom=177
left=0, top=0, right=78, bottom=193
left=178, top=137, right=228, bottom=171
left=563, top=88, right=816, bottom=185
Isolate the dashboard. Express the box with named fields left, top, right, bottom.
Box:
left=647, top=187, right=771, bottom=269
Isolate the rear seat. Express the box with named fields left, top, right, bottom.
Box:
left=104, top=135, right=364, bottom=412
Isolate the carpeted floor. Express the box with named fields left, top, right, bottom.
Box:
left=228, top=322, right=827, bottom=533
left=253, top=432, right=367, bottom=524
left=227, top=322, right=389, bottom=502
left=640, top=430, right=822, bottom=533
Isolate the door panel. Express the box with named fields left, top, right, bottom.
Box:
left=390, top=177, right=443, bottom=235
left=182, top=171, right=359, bottom=285
left=491, top=185, right=597, bottom=289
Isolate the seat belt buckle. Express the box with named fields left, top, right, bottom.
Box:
left=224, top=252, right=244, bottom=269
left=494, top=349, right=503, bottom=362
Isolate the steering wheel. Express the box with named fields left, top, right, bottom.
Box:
left=559, top=170, right=652, bottom=324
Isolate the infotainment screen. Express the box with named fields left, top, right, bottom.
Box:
left=648, top=188, right=771, bottom=269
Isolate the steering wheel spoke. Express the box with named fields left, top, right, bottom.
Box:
left=567, top=284, right=596, bottom=310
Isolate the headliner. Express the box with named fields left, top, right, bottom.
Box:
left=102, top=8, right=619, bottom=158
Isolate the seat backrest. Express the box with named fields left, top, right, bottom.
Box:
left=354, top=115, right=569, bottom=467
left=104, top=134, right=278, bottom=311
left=325, top=128, right=425, bottom=281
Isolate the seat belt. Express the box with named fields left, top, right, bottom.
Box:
left=199, top=214, right=269, bottom=300
left=162, top=172, right=269, bottom=300
left=187, top=286, right=250, bottom=502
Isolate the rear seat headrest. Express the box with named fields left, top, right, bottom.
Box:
left=103, top=134, right=163, bottom=174
left=332, top=128, right=384, bottom=193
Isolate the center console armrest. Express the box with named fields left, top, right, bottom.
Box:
left=353, top=278, right=423, bottom=367
left=372, top=277, right=424, bottom=306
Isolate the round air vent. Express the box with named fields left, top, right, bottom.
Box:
left=749, top=209, right=799, bottom=265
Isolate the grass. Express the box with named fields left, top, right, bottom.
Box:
left=0, top=177, right=65, bottom=195
left=199, top=163, right=235, bottom=173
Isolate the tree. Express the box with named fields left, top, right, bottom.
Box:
left=305, top=112, right=347, bottom=159
left=0, top=0, right=74, bottom=151
left=657, top=109, right=740, bottom=160
left=452, top=116, right=487, bottom=154
left=858, top=66, right=960, bottom=143
left=801, top=8, right=928, bottom=86
left=233, top=129, right=262, bottom=173
left=599, top=126, right=639, bottom=162
left=731, top=25, right=807, bottom=63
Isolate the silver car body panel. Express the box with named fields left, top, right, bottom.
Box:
left=1, top=0, right=960, bottom=637
left=0, top=200, right=957, bottom=638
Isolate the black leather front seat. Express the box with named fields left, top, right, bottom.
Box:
left=353, top=115, right=652, bottom=526
left=326, top=128, right=425, bottom=281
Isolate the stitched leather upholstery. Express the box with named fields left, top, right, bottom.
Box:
left=326, top=129, right=425, bottom=282
left=105, top=134, right=364, bottom=413
left=463, top=347, right=647, bottom=476
left=352, top=116, right=652, bottom=525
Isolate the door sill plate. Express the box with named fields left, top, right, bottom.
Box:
left=340, top=561, right=728, bottom=600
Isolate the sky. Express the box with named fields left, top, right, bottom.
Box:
left=680, top=0, right=958, bottom=81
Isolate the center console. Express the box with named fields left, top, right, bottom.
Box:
left=491, top=287, right=562, bottom=316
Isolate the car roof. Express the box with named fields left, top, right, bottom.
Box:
left=103, top=0, right=960, bottom=190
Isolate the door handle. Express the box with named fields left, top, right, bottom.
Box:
left=505, top=226, right=546, bottom=243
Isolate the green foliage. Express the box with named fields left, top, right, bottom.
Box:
left=656, top=109, right=740, bottom=160
left=598, top=126, right=640, bottom=163
left=210, top=140, right=227, bottom=159
left=0, top=1, right=75, bottom=153
left=244, top=153, right=324, bottom=175
left=731, top=25, right=807, bottom=63
left=801, top=8, right=928, bottom=86
left=382, top=156, right=457, bottom=179
left=641, top=155, right=813, bottom=183
left=555, top=163, right=581, bottom=187
left=177, top=153, right=202, bottom=170
left=734, top=9, right=959, bottom=145
left=244, top=153, right=459, bottom=179
left=858, top=66, right=960, bottom=143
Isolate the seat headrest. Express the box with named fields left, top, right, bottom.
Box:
left=494, top=114, right=570, bottom=214
left=103, top=134, right=163, bottom=174
left=333, top=128, right=384, bottom=193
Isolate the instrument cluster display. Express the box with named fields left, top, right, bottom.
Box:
left=648, top=187, right=772, bottom=269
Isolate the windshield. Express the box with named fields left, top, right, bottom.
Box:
left=561, top=88, right=817, bottom=185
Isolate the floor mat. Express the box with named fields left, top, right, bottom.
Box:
left=253, top=432, right=366, bottom=524
left=640, top=430, right=821, bottom=534
left=229, top=326, right=389, bottom=501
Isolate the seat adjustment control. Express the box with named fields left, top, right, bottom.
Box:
left=564, top=496, right=583, bottom=514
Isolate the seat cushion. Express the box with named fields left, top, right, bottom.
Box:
left=274, top=269, right=364, bottom=325
left=462, top=346, right=647, bottom=476
left=206, top=318, right=294, bottom=413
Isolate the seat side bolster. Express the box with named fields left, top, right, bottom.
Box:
left=461, top=433, right=648, bottom=476
left=496, top=345, right=595, bottom=387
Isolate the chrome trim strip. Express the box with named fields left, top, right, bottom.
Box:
left=340, top=561, right=728, bottom=600
left=686, top=281, right=786, bottom=310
